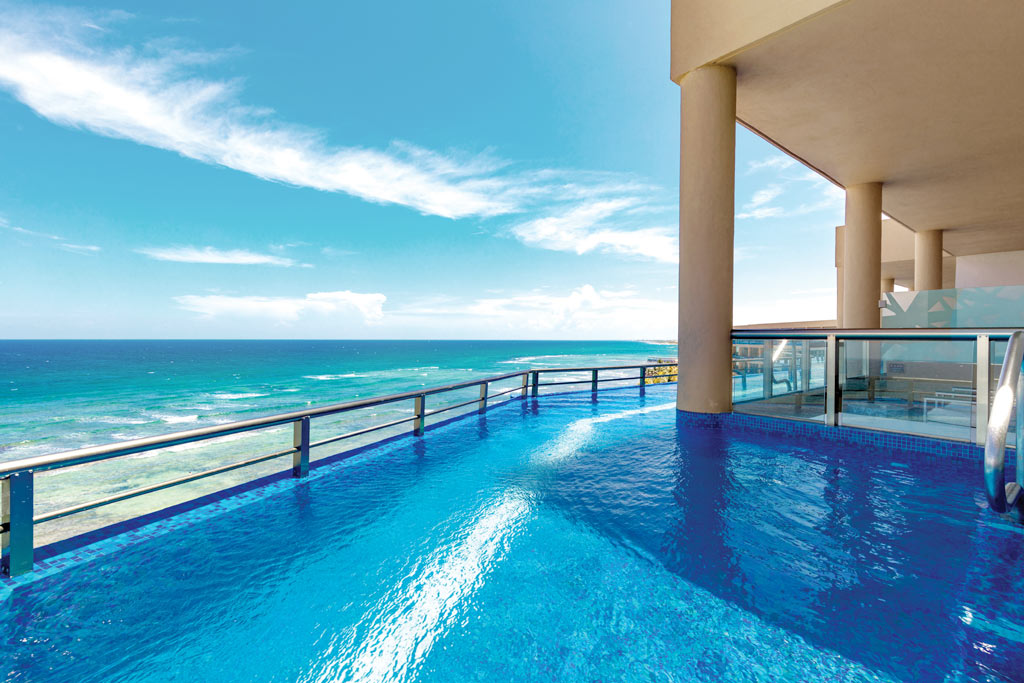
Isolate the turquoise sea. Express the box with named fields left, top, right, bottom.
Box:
left=1, top=340, right=675, bottom=544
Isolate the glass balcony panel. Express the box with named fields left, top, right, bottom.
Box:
left=732, top=338, right=827, bottom=422
left=838, top=339, right=975, bottom=441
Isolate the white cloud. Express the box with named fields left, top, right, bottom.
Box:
left=174, top=290, right=386, bottom=323
left=511, top=199, right=677, bottom=263
left=59, top=243, right=101, bottom=254
left=746, top=155, right=795, bottom=174
left=0, top=6, right=672, bottom=229
left=1, top=219, right=60, bottom=240
left=0, top=5, right=678, bottom=265
left=396, top=285, right=676, bottom=337
left=2, top=215, right=101, bottom=254
left=748, top=184, right=783, bottom=208
left=736, top=170, right=844, bottom=221
left=0, top=8, right=518, bottom=219
left=735, top=206, right=784, bottom=220
left=137, top=245, right=299, bottom=266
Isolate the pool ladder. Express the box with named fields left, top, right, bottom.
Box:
left=984, top=330, right=1024, bottom=520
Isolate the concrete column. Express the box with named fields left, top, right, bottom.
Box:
left=677, top=65, right=736, bottom=413
left=841, top=183, right=883, bottom=328
left=835, top=226, right=844, bottom=327
left=914, top=230, right=943, bottom=291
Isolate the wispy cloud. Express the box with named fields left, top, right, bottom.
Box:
left=0, top=9, right=519, bottom=219
left=1, top=215, right=100, bottom=254
left=174, top=290, right=386, bottom=322
left=736, top=167, right=844, bottom=221
left=511, top=199, right=677, bottom=263
left=746, top=154, right=795, bottom=174
left=59, top=242, right=101, bottom=254
left=137, top=245, right=300, bottom=266
left=395, top=284, right=676, bottom=336
left=748, top=185, right=782, bottom=208
left=0, top=4, right=674, bottom=262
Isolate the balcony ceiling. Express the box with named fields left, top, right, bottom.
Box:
left=728, top=0, right=1024, bottom=256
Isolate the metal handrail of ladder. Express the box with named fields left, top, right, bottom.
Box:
left=984, top=329, right=1024, bottom=519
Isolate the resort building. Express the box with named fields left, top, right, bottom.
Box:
left=674, top=0, right=1024, bottom=409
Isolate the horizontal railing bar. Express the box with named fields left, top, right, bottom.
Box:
left=486, top=385, right=522, bottom=400
left=33, top=446, right=299, bottom=525
left=732, top=327, right=1018, bottom=341
left=425, top=397, right=485, bottom=417
left=534, top=363, right=676, bottom=373
left=308, top=416, right=419, bottom=450
left=539, top=379, right=594, bottom=387
left=0, top=364, right=680, bottom=477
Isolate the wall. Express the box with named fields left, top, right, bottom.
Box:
left=956, top=250, right=1024, bottom=288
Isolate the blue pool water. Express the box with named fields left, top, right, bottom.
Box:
left=4, top=383, right=1024, bottom=681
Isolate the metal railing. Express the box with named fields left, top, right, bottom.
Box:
left=983, top=330, right=1024, bottom=519
left=0, top=362, right=677, bottom=577
left=730, top=327, right=1018, bottom=432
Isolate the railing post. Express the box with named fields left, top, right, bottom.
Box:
left=789, top=342, right=798, bottom=388
left=292, top=417, right=310, bottom=478
left=478, top=382, right=488, bottom=414
left=413, top=394, right=426, bottom=436
left=762, top=340, right=774, bottom=399
left=976, top=334, right=990, bottom=446
left=826, top=334, right=838, bottom=427
left=639, top=366, right=646, bottom=395
left=531, top=371, right=539, bottom=397
left=521, top=372, right=529, bottom=398
left=591, top=369, right=599, bottom=394
left=801, top=342, right=811, bottom=392
left=1017, top=372, right=1024, bottom=489
left=1, top=472, right=34, bottom=577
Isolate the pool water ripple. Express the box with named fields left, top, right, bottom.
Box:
left=3, top=384, right=1023, bottom=682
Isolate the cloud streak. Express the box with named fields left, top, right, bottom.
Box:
left=0, top=4, right=676, bottom=263
left=511, top=199, right=677, bottom=263
left=396, top=284, right=676, bottom=336
left=174, top=290, right=386, bottom=323
left=137, top=245, right=300, bottom=266
left=1, top=215, right=100, bottom=254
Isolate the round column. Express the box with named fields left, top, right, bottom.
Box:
left=677, top=65, right=736, bottom=413
left=914, top=230, right=943, bottom=291
left=842, top=183, right=883, bottom=328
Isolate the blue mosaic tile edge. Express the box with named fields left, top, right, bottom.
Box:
left=676, top=409, right=987, bottom=462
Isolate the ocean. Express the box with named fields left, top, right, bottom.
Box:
left=2, top=340, right=676, bottom=544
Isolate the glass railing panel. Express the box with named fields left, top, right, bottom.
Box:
left=732, top=338, right=828, bottom=422
left=838, top=338, right=975, bottom=441
left=882, top=285, right=1024, bottom=328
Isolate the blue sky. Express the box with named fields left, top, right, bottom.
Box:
left=0, top=1, right=844, bottom=339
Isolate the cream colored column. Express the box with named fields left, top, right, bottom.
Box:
left=842, top=183, right=883, bottom=328
left=677, top=65, right=736, bottom=413
left=835, top=226, right=844, bottom=327
left=881, top=277, right=894, bottom=293
left=914, top=230, right=943, bottom=291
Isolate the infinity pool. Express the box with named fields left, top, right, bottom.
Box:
left=3, top=384, right=1023, bottom=681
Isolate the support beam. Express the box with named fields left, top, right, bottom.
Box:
left=677, top=65, right=736, bottom=413
left=914, top=230, right=943, bottom=291
left=841, top=183, right=883, bottom=329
